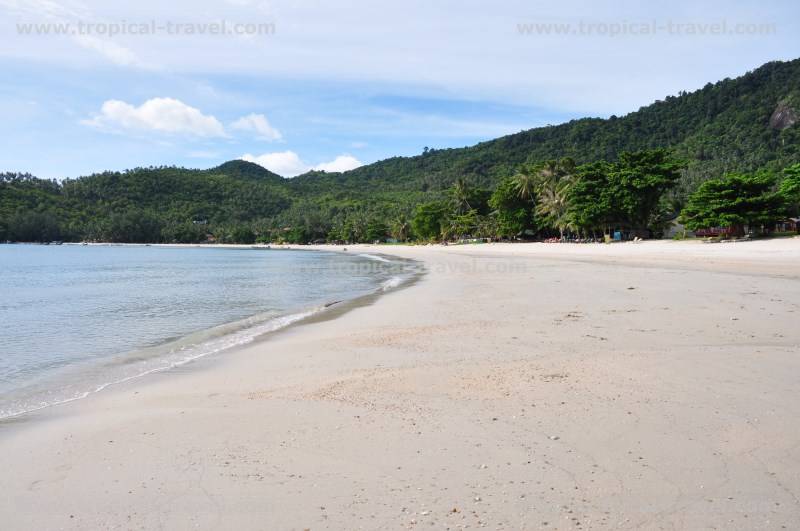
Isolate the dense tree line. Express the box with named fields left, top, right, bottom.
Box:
left=0, top=166, right=290, bottom=243
left=2, top=158, right=798, bottom=245
left=680, top=163, right=800, bottom=236
left=407, top=149, right=683, bottom=242
left=1, top=59, right=798, bottom=243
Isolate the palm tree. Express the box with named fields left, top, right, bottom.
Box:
left=451, top=177, right=472, bottom=214
left=535, top=178, right=575, bottom=238
left=345, top=210, right=368, bottom=243
left=446, top=210, right=478, bottom=240
left=390, top=214, right=411, bottom=242
left=534, top=158, right=576, bottom=239
left=512, top=165, right=537, bottom=202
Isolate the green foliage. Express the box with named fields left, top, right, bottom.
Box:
left=444, top=209, right=480, bottom=240
left=5, top=208, right=63, bottom=242
left=105, top=209, right=163, bottom=243
left=780, top=163, right=800, bottom=207
left=0, top=173, right=66, bottom=241
left=0, top=165, right=290, bottom=243
left=532, top=158, right=577, bottom=237
left=161, top=221, right=208, bottom=243
left=411, top=201, right=448, bottom=240
left=511, top=164, right=538, bottom=202
left=0, top=151, right=689, bottom=243
left=284, top=59, right=800, bottom=201
left=563, top=150, right=683, bottom=236
left=365, top=220, right=389, bottom=242
left=221, top=225, right=257, bottom=244
left=611, top=149, right=683, bottom=230
left=680, top=173, right=787, bottom=234
left=450, top=177, right=473, bottom=214
left=567, top=161, right=616, bottom=234
left=488, top=177, right=536, bottom=238
left=1, top=59, right=799, bottom=243
left=389, top=213, right=412, bottom=242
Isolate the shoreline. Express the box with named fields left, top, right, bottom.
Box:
left=2, top=240, right=800, bottom=529
left=0, top=247, right=422, bottom=423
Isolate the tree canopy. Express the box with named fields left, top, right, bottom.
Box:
left=680, top=173, right=787, bottom=235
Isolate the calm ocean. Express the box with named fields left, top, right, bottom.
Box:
left=0, top=244, right=412, bottom=419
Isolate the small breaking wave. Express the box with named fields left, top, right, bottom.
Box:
left=380, top=275, right=405, bottom=291
left=0, top=249, right=423, bottom=422
left=358, top=253, right=394, bottom=263
left=0, top=307, right=320, bottom=420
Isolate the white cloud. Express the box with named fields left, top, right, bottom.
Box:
left=241, top=151, right=363, bottom=177
left=241, top=150, right=309, bottom=176
left=1, top=0, right=90, bottom=20
left=1, top=0, right=150, bottom=68
left=82, top=97, right=227, bottom=137
left=314, top=154, right=362, bottom=173
left=230, top=113, right=282, bottom=141
left=73, top=35, right=144, bottom=68
left=3, top=1, right=796, bottom=116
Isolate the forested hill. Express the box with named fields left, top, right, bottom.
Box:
left=1, top=58, right=798, bottom=243
left=288, top=58, right=800, bottom=198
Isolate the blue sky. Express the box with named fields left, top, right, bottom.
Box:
left=1, top=0, right=798, bottom=179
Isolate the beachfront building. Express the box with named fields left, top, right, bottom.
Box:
left=775, top=218, right=800, bottom=233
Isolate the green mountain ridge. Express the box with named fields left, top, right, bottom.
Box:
left=288, top=58, right=799, bottom=195
left=209, top=160, right=285, bottom=184
left=1, top=58, right=799, bottom=243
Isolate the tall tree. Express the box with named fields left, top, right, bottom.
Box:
left=680, top=173, right=786, bottom=236
left=533, top=158, right=577, bottom=238
left=567, top=161, right=616, bottom=236
left=411, top=201, right=448, bottom=241
left=451, top=177, right=472, bottom=214
left=511, top=164, right=538, bottom=202
left=780, top=163, right=800, bottom=208
left=488, top=177, right=536, bottom=239
left=610, top=149, right=682, bottom=232
left=389, top=213, right=411, bottom=242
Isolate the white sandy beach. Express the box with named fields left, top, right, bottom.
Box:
left=1, top=239, right=800, bottom=530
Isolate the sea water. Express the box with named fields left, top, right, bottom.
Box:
left=0, top=244, right=412, bottom=419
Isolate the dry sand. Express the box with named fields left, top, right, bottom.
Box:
left=1, top=239, right=800, bottom=530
